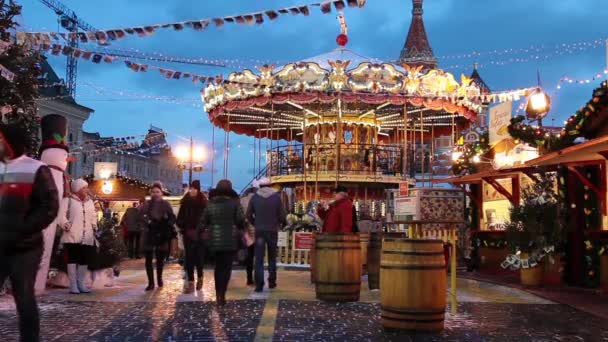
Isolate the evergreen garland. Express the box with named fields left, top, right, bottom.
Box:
left=507, top=81, right=608, bottom=153
left=452, top=131, right=490, bottom=175
left=0, top=1, right=43, bottom=155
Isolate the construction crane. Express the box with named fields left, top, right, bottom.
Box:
left=38, top=0, right=224, bottom=99
left=38, top=0, right=97, bottom=98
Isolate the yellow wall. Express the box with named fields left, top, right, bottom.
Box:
left=483, top=199, right=511, bottom=227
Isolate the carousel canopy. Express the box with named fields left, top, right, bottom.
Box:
left=201, top=48, right=503, bottom=141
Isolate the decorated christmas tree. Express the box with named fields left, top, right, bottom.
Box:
left=0, top=0, right=43, bottom=155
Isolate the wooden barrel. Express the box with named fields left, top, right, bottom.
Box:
left=380, top=238, right=446, bottom=331
left=367, top=232, right=382, bottom=290
left=360, top=232, right=370, bottom=273
left=315, top=233, right=361, bottom=302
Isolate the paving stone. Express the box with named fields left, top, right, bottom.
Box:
left=273, top=300, right=608, bottom=342
left=0, top=300, right=264, bottom=342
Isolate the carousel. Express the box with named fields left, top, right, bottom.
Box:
left=201, top=42, right=487, bottom=216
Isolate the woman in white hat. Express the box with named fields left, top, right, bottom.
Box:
left=58, top=178, right=98, bottom=294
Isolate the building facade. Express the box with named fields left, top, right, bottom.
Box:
left=81, top=127, right=183, bottom=195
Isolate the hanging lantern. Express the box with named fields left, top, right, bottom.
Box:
left=525, top=87, right=551, bottom=121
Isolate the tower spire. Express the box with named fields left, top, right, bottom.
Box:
left=398, top=0, right=437, bottom=70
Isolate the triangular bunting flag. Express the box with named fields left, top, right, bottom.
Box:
left=299, top=6, right=310, bottom=15
left=92, top=54, right=102, bottom=63
left=244, top=15, right=255, bottom=24
left=114, top=30, right=126, bottom=39
left=81, top=51, right=92, bottom=60
left=106, top=30, right=117, bottom=40
left=144, top=26, right=156, bottom=34
left=213, top=18, right=225, bottom=27
left=72, top=49, right=82, bottom=58
left=103, top=55, right=113, bottom=63
left=265, top=10, right=279, bottom=20
left=347, top=0, right=358, bottom=7
left=51, top=44, right=62, bottom=56
left=234, top=16, right=245, bottom=24
left=334, top=0, right=345, bottom=10
left=224, top=17, right=235, bottom=23
left=140, top=64, right=149, bottom=72
left=134, top=27, right=146, bottom=36
left=289, top=7, right=301, bottom=15
left=278, top=9, right=290, bottom=14
left=173, top=23, right=184, bottom=30
left=320, top=2, right=332, bottom=13
left=173, top=72, right=182, bottom=79
left=255, top=13, right=264, bottom=24
left=124, top=28, right=135, bottom=34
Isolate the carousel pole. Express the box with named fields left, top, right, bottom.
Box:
left=420, top=110, right=424, bottom=188
left=374, top=110, right=378, bottom=184
left=336, top=98, right=342, bottom=188
left=253, top=135, right=256, bottom=176
left=211, top=125, right=215, bottom=187
left=315, top=121, right=320, bottom=200
left=270, top=102, right=274, bottom=182
left=403, top=103, right=408, bottom=178
left=430, top=118, right=434, bottom=188
left=303, top=115, right=308, bottom=203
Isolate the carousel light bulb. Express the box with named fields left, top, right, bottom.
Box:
left=451, top=151, right=463, bottom=161
left=472, top=155, right=481, bottom=163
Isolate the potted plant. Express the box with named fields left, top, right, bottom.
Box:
left=504, top=170, right=566, bottom=286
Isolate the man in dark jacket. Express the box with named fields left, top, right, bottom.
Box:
left=0, top=121, right=59, bottom=342
left=121, top=201, right=142, bottom=259
left=246, top=177, right=286, bottom=292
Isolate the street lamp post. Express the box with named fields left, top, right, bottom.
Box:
left=176, top=137, right=205, bottom=187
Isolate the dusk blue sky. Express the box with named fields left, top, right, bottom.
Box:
left=18, top=0, right=608, bottom=189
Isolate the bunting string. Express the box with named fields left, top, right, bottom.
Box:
left=16, top=0, right=366, bottom=46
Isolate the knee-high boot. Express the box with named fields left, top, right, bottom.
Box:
left=156, top=260, right=164, bottom=287
left=67, top=264, right=80, bottom=294
left=77, top=265, right=91, bottom=293
left=145, top=256, right=155, bottom=291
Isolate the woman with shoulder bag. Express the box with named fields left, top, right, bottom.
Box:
left=199, top=179, right=246, bottom=306
left=58, top=179, right=98, bottom=294
left=139, top=182, right=176, bottom=291
left=240, top=187, right=257, bottom=286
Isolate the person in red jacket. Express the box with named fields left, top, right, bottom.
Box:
left=318, top=186, right=354, bottom=233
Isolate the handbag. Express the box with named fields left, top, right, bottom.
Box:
left=242, top=230, right=254, bottom=247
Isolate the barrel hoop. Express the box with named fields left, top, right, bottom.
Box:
left=315, top=247, right=361, bottom=250
left=382, top=251, right=444, bottom=256
left=381, top=315, right=445, bottom=323
left=383, top=238, right=442, bottom=243
left=315, top=281, right=361, bottom=286
left=380, top=265, right=446, bottom=270
left=381, top=306, right=445, bottom=315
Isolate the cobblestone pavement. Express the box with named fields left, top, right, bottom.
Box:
left=0, top=262, right=606, bottom=341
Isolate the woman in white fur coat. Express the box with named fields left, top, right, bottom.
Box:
left=57, top=179, right=98, bottom=294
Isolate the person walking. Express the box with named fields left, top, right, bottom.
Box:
left=317, top=186, right=354, bottom=233
left=240, top=187, right=257, bottom=286
left=176, top=180, right=208, bottom=294
left=199, top=179, right=246, bottom=306
left=121, top=201, right=142, bottom=259
left=0, top=121, right=59, bottom=342
left=58, top=179, right=98, bottom=294
left=246, top=178, right=286, bottom=292
left=140, top=182, right=176, bottom=291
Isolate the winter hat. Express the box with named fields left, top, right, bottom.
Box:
left=0, top=121, right=28, bottom=158
left=39, top=114, right=69, bottom=154
left=190, top=180, right=201, bottom=192
left=151, top=181, right=164, bottom=191
left=71, top=178, right=88, bottom=193
left=258, top=177, right=271, bottom=187
left=335, top=185, right=348, bottom=194
left=216, top=179, right=233, bottom=192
